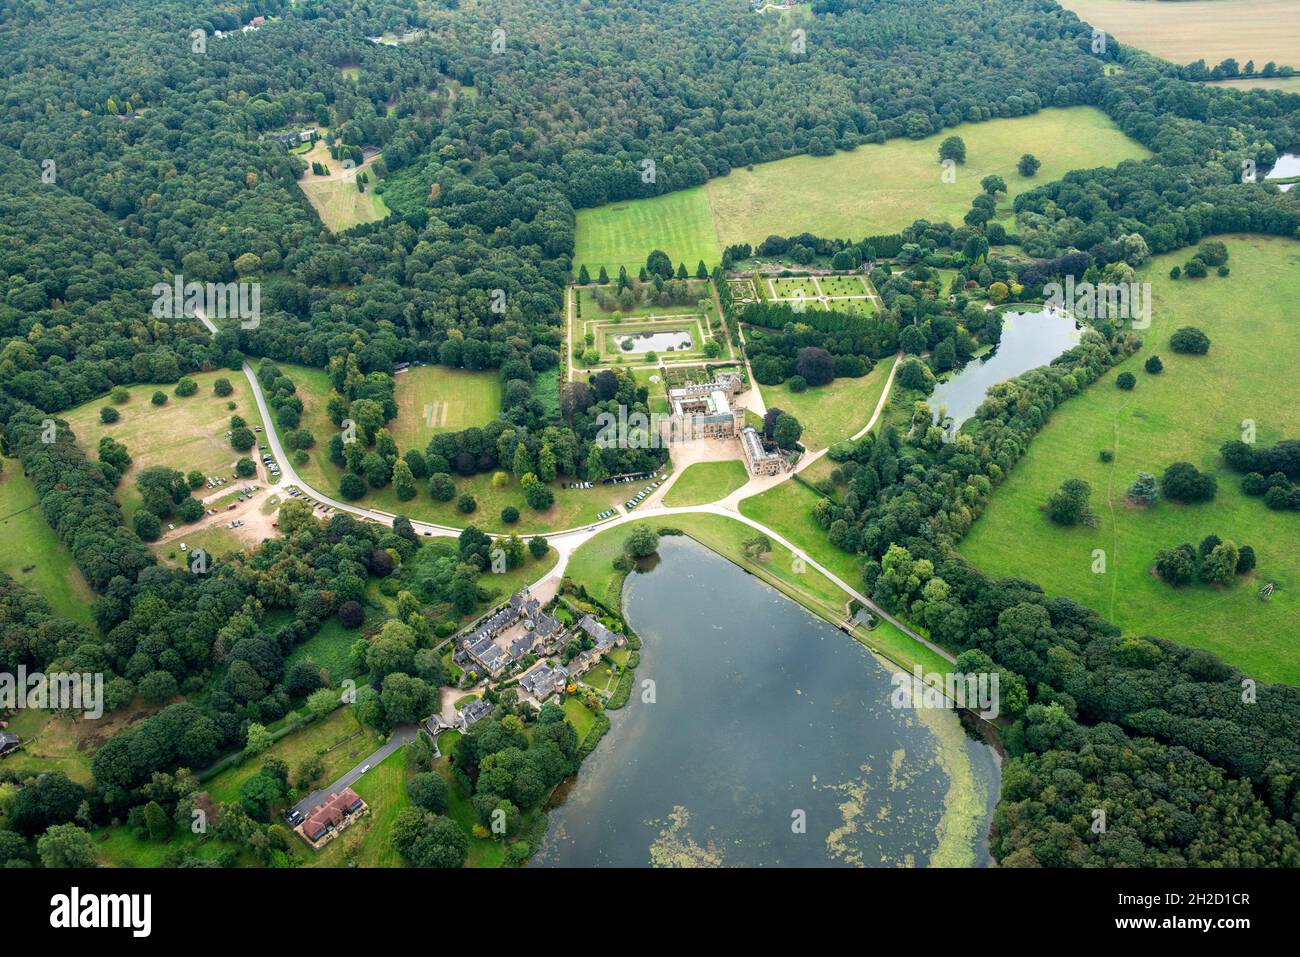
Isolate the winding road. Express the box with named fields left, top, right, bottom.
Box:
left=196, top=306, right=948, bottom=664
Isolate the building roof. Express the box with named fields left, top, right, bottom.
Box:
left=459, top=697, right=493, bottom=726
left=520, top=664, right=567, bottom=697
left=579, top=615, right=621, bottom=651
left=741, top=426, right=780, bottom=462
left=0, top=732, right=19, bottom=748
left=302, top=787, right=363, bottom=839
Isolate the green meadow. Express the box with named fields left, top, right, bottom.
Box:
left=574, top=107, right=1150, bottom=275
left=960, top=236, right=1300, bottom=683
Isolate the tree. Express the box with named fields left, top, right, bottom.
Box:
left=773, top=412, right=803, bottom=449
left=1116, top=371, right=1136, bottom=390
left=1144, top=355, right=1163, bottom=374
left=138, top=670, right=178, bottom=705
left=307, top=687, right=339, bottom=719
left=457, top=493, right=478, bottom=513
left=151, top=390, right=168, bottom=406
left=939, top=135, right=966, bottom=163
left=230, top=426, right=255, bottom=451
left=245, top=723, right=273, bottom=755
left=340, top=472, right=367, bottom=500
left=529, top=535, right=549, bottom=559
left=1126, top=471, right=1159, bottom=506
left=338, top=600, right=365, bottom=628
left=1161, top=462, right=1217, bottom=503
left=1170, top=327, right=1210, bottom=354
left=1046, top=478, right=1092, bottom=525
left=429, top=472, right=456, bottom=501
left=1201, top=541, right=1240, bottom=585
left=1017, top=153, right=1040, bottom=176
left=501, top=505, right=519, bottom=523
left=578, top=264, right=591, bottom=284
left=624, top=525, right=659, bottom=558
left=408, top=772, right=450, bottom=814
left=393, top=460, right=417, bottom=501
left=37, top=824, right=97, bottom=868
left=214, top=377, right=233, bottom=397
left=796, top=346, right=835, bottom=386
left=11, top=771, right=85, bottom=836
left=99, top=406, right=118, bottom=424
left=380, top=673, right=434, bottom=724
left=133, top=509, right=161, bottom=541
left=174, top=377, right=198, bottom=397
left=980, top=174, right=1006, bottom=195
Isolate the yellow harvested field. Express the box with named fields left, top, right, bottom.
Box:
left=1058, top=0, right=1300, bottom=66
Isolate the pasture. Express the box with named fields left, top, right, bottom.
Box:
left=575, top=108, right=1149, bottom=272
left=1058, top=0, right=1300, bottom=66
left=960, top=236, right=1300, bottom=684
left=0, top=461, right=95, bottom=625
left=389, top=365, right=502, bottom=452
left=61, top=370, right=268, bottom=519
left=1207, top=76, right=1300, bottom=92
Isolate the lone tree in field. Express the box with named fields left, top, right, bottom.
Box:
left=939, top=135, right=966, bottom=164
left=1170, top=326, right=1211, bottom=354
left=1017, top=153, right=1040, bottom=176
left=1161, top=461, right=1217, bottom=503
left=624, top=525, right=659, bottom=559
left=1046, top=478, right=1093, bottom=526
left=1126, top=471, right=1159, bottom=506
left=980, top=174, right=1006, bottom=195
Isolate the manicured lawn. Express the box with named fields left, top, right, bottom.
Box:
left=309, top=746, right=410, bottom=868
left=0, top=461, right=95, bottom=625
left=61, top=369, right=268, bottom=521
left=389, top=366, right=502, bottom=452
left=562, top=697, right=599, bottom=745
left=154, top=524, right=246, bottom=567
left=1058, top=0, right=1300, bottom=66
left=759, top=356, right=895, bottom=451
left=662, top=460, right=749, bottom=506
left=574, top=187, right=721, bottom=279
left=576, top=108, right=1149, bottom=270
left=961, top=236, right=1300, bottom=684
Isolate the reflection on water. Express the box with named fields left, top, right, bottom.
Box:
left=534, top=537, right=999, bottom=867
left=1265, top=152, right=1298, bottom=192
left=615, top=329, right=693, bottom=353
left=930, top=309, right=1082, bottom=430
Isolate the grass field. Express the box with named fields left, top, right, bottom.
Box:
left=1058, top=0, right=1300, bottom=66
left=0, top=461, right=95, bottom=625
left=295, top=135, right=389, bottom=232
left=0, top=698, right=162, bottom=787
left=389, top=366, right=501, bottom=452
left=575, top=107, right=1150, bottom=272
left=662, top=460, right=749, bottom=506
left=61, top=370, right=268, bottom=520
left=284, top=618, right=363, bottom=686
left=759, top=356, right=894, bottom=452
left=573, top=187, right=719, bottom=278
left=961, top=235, right=1300, bottom=684
left=309, top=746, right=410, bottom=868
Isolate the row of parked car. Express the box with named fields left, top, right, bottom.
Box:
left=562, top=480, right=594, bottom=489
left=625, top=479, right=662, bottom=511
left=285, top=486, right=333, bottom=513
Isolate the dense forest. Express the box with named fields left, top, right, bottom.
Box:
left=0, top=0, right=1297, bottom=868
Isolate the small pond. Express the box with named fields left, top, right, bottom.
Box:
left=615, top=330, right=693, bottom=353
left=1264, top=152, right=1299, bottom=191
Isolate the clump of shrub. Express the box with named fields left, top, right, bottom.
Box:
left=1116, top=371, right=1136, bottom=390
left=1169, top=327, right=1210, bottom=355
left=1155, top=534, right=1253, bottom=587
left=1160, top=461, right=1217, bottom=503
left=1144, top=355, right=1163, bottom=374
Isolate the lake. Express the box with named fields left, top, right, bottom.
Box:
left=534, top=537, right=1000, bottom=867
left=931, top=308, right=1082, bottom=429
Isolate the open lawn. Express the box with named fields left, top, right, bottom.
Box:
left=961, top=236, right=1300, bottom=684
left=573, top=187, right=720, bottom=278
left=0, top=461, right=95, bottom=625
left=576, top=108, right=1149, bottom=271
left=562, top=697, right=600, bottom=745
left=284, top=617, right=364, bottom=686
left=61, top=370, right=268, bottom=520
left=1058, top=0, right=1300, bottom=66
left=295, top=135, right=389, bottom=232
left=759, top=356, right=894, bottom=452
left=1, top=698, right=163, bottom=788
left=390, top=365, right=501, bottom=452
left=154, top=524, right=246, bottom=568
left=662, top=460, right=749, bottom=506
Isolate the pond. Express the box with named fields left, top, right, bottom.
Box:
left=533, top=536, right=1000, bottom=867
left=930, top=308, right=1082, bottom=430
left=1264, top=152, right=1299, bottom=191
left=614, top=329, right=693, bottom=353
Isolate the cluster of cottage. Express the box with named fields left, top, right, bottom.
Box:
left=452, top=588, right=627, bottom=717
